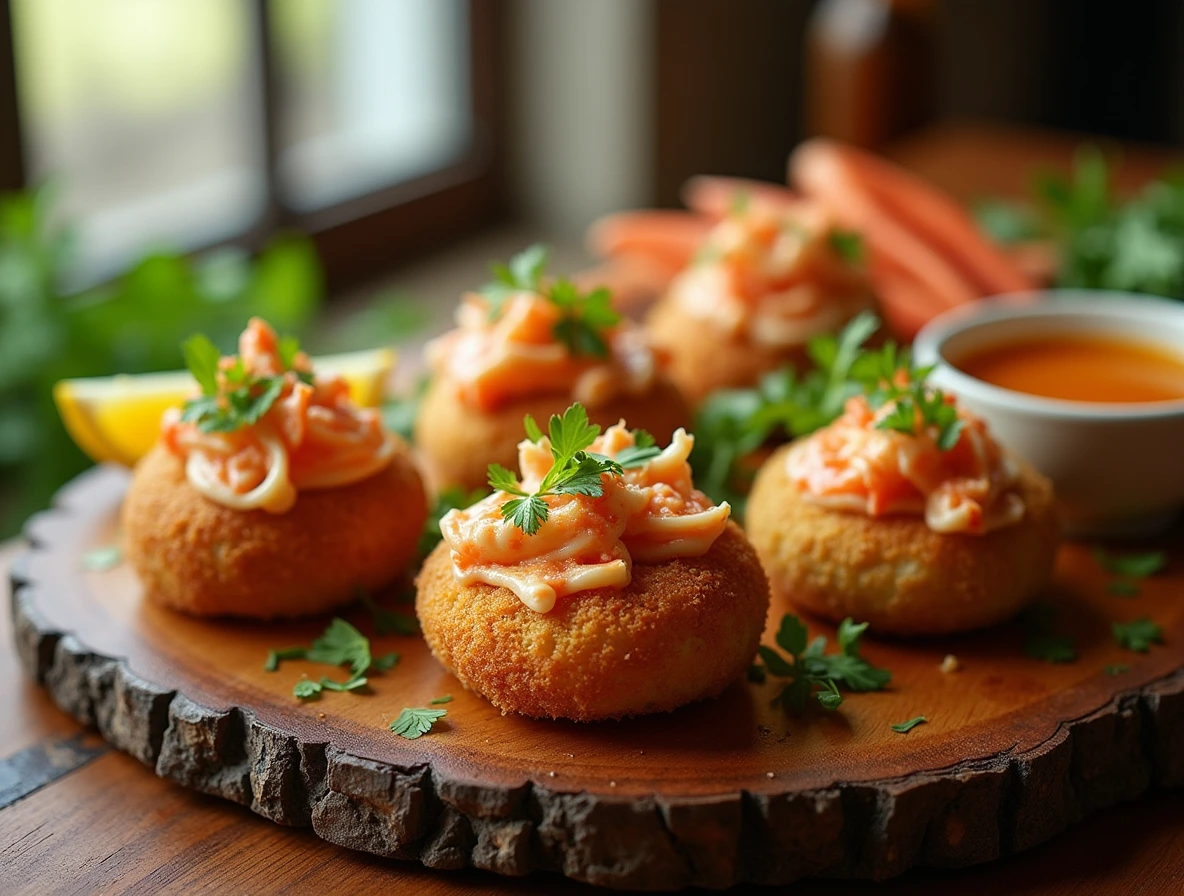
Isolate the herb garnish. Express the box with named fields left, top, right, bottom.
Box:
left=1093, top=549, right=1166, bottom=579
left=1112, top=617, right=1164, bottom=653
left=1021, top=603, right=1077, bottom=663
left=488, top=403, right=655, bottom=536
left=264, top=617, right=398, bottom=700
left=82, top=546, right=122, bottom=571
left=891, top=716, right=928, bottom=734
left=1104, top=664, right=1130, bottom=676
left=430, top=694, right=454, bottom=705
left=179, top=331, right=307, bottom=434
left=418, top=486, right=488, bottom=559
left=751, top=615, right=891, bottom=713
left=480, top=245, right=621, bottom=358
left=827, top=230, right=865, bottom=264
left=390, top=707, right=448, bottom=739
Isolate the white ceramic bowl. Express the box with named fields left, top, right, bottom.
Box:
left=914, top=291, right=1184, bottom=537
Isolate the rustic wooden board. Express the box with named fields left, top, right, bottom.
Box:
left=10, top=465, right=1184, bottom=890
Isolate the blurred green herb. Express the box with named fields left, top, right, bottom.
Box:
left=750, top=614, right=891, bottom=714
left=0, top=186, right=323, bottom=536
left=1112, top=617, right=1164, bottom=653
left=81, top=545, right=122, bottom=571
left=890, top=716, right=928, bottom=734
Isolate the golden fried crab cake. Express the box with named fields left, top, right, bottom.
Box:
left=746, top=392, right=1060, bottom=637
left=415, top=405, right=770, bottom=720
left=413, top=246, right=691, bottom=492
left=122, top=318, right=427, bottom=619
left=646, top=198, right=878, bottom=405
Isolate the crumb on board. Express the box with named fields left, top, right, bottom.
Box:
left=766, top=772, right=775, bottom=779
left=940, top=654, right=960, bottom=673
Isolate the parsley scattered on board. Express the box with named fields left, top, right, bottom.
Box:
left=1093, top=549, right=1166, bottom=579
left=1021, top=603, right=1077, bottom=664
left=488, top=403, right=657, bottom=536
left=1104, top=664, right=1130, bottom=677
left=480, top=244, right=621, bottom=359
left=1112, top=617, right=1164, bottom=653
left=429, top=695, right=454, bottom=705
left=265, top=617, right=398, bottom=701
left=890, top=716, right=928, bottom=734
left=390, top=707, right=448, bottom=739
left=82, top=546, right=122, bottom=571
left=750, top=615, right=891, bottom=713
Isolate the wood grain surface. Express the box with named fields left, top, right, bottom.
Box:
left=8, top=464, right=1184, bottom=890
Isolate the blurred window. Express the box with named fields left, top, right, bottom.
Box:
left=3, top=0, right=495, bottom=287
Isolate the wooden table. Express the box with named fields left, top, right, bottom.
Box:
left=3, top=540, right=1184, bottom=896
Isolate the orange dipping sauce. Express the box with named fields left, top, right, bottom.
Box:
left=955, top=334, right=1184, bottom=404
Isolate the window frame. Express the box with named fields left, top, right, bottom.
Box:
left=0, top=0, right=504, bottom=292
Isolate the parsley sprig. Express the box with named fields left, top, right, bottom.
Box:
left=390, top=707, right=448, bottom=739
left=752, top=615, right=891, bottom=713
left=481, top=245, right=621, bottom=358
left=1113, top=617, right=1164, bottom=653
left=265, top=617, right=397, bottom=701
left=488, top=403, right=657, bottom=536
left=179, top=331, right=309, bottom=434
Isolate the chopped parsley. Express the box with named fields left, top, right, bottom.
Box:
left=1093, top=549, right=1166, bottom=579
left=264, top=617, right=395, bottom=700
left=751, top=614, right=891, bottom=713
left=390, top=707, right=448, bottom=739
left=1112, top=617, right=1164, bottom=653
left=480, top=245, right=621, bottom=358
left=179, top=331, right=307, bottom=434
left=1104, top=664, right=1130, bottom=677
left=890, top=716, right=928, bottom=734
left=1021, top=603, right=1077, bottom=663
left=417, top=486, right=488, bottom=559
left=82, top=546, right=122, bottom=571
left=827, top=229, right=865, bottom=264
left=488, top=402, right=649, bottom=536
left=429, top=694, right=454, bottom=705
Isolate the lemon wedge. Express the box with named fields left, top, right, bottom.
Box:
left=54, top=347, right=396, bottom=467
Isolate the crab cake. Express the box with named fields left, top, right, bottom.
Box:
left=123, top=317, right=428, bottom=619
left=414, top=246, right=692, bottom=493
left=124, top=442, right=426, bottom=619
left=417, top=522, right=768, bottom=720
left=747, top=443, right=1059, bottom=636
left=416, top=408, right=769, bottom=720
left=415, top=373, right=690, bottom=493
left=644, top=199, right=877, bottom=405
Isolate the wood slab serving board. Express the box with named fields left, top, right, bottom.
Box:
left=10, top=465, right=1184, bottom=891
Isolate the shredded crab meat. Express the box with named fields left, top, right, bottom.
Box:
left=787, top=395, right=1025, bottom=535
left=424, top=291, right=659, bottom=413
left=161, top=318, right=396, bottom=514
left=668, top=199, right=876, bottom=346
left=440, top=423, right=731, bottom=612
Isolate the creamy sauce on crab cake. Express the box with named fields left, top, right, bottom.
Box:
left=440, top=421, right=730, bottom=612
left=161, top=318, right=397, bottom=514
left=787, top=393, right=1025, bottom=535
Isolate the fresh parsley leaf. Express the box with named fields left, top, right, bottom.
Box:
left=828, top=230, right=865, bottom=264
left=277, top=334, right=301, bottom=370
left=294, top=679, right=322, bottom=700
left=482, top=244, right=550, bottom=309
left=82, top=545, right=122, bottom=571
left=614, top=429, right=661, bottom=469
left=1093, top=549, right=1166, bottom=579
left=418, top=486, right=488, bottom=559
left=182, top=333, right=222, bottom=396
left=523, top=414, right=544, bottom=442
left=493, top=404, right=624, bottom=535
left=1104, top=663, right=1130, bottom=676
left=1106, top=580, right=1141, bottom=598
left=320, top=676, right=368, bottom=693
left=390, top=707, right=447, bottom=739
left=373, top=652, right=399, bottom=672
left=430, top=694, right=454, bottom=705
left=973, top=199, right=1044, bottom=245
left=358, top=590, right=419, bottom=636
left=306, top=617, right=372, bottom=678
left=891, top=716, right=928, bottom=734
left=1024, top=632, right=1078, bottom=663
left=1112, top=617, right=1163, bottom=653
left=265, top=646, right=308, bottom=672
left=752, top=614, right=890, bottom=714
